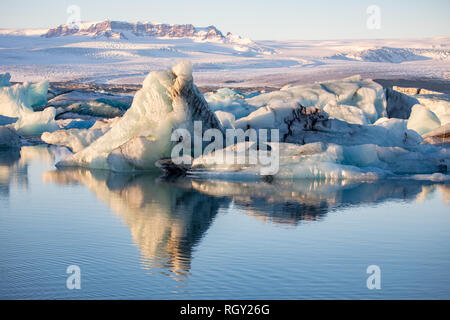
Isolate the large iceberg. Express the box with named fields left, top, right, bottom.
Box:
left=57, top=61, right=224, bottom=171
left=43, top=63, right=448, bottom=180
left=0, top=74, right=57, bottom=136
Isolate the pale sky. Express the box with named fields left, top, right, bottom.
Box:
left=0, top=0, right=449, bottom=40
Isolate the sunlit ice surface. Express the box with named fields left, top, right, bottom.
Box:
left=0, top=145, right=449, bottom=299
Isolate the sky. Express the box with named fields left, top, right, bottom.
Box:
left=0, top=0, right=449, bottom=40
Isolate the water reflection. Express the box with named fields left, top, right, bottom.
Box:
left=1, top=146, right=449, bottom=282
left=0, top=146, right=57, bottom=197
left=42, top=166, right=449, bottom=280
left=42, top=169, right=229, bottom=280
left=166, top=178, right=450, bottom=225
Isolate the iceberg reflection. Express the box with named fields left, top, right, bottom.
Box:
left=0, top=146, right=57, bottom=197
left=42, top=169, right=229, bottom=280
left=42, top=165, right=449, bottom=280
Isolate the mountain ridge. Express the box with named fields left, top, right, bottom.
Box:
left=42, top=20, right=237, bottom=42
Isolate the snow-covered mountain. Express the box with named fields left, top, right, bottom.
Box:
left=42, top=20, right=244, bottom=43
left=0, top=20, right=449, bottom=87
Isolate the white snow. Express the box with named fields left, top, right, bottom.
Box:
left=0, top=28, right=448, bottom=86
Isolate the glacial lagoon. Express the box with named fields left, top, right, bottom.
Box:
left=0, top=145, right=449, bottom=299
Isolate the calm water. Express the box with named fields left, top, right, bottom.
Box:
left=1, top=145, right=450, bottom=299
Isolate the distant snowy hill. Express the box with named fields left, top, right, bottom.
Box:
left=0, top=21, right=449, bottom=86
left=330, top=46, right=450, bottom=63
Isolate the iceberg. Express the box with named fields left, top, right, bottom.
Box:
left=0, top=75, right=56, bottom=136
left=188, top=141, right=448, bottom=181
left=416, top=95, right=450, bottom=126
left=57, top=61, right=224, bottom=171
left=407, top=104, right=441, bottom=135
left=0, top=73, right=11, bottom=87
left=42, top=63, right=446, bottom=180
left=205, top=77, right=386, bottom=125
left=244, top=76, right=386, bottom=124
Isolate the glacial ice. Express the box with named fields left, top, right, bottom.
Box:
left=385, top=87, right=418, bottom=119
left=407, top=104, right=441, bottom=135
left=322, top=104, right=368, bottom=125
left=38, top=62, right=447, bottom=180
left=0, top=75, right=57, bottom=136
left=42, top=126, right=109, bottom=153
left=243, top=76, right=386, bottom=124
left=416, top=95, right=450, bottom=126
left=204, top=88, right=258, bottom=119
left=48, top=90, right=132, bottom=119
left=0, top=73, right=11, bottom=87
left=190, top=141, right=448, bottom=181
left=56, top=61, right=223, bottom=171
left=42, top=118, right=120, bottom=152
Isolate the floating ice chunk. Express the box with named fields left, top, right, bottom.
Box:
left=407, top=104, right=441, bottom=135
left=57, top=61, right=223, bottom=171
left=189, top=141, right=448, bottom=180
left=27, top=81, right=49, bottom=107
left=0, top=80, right=56, bottom=136
left=13, top=107, right=57, bottom=136
left=0, top=73, right=11, bottom=87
